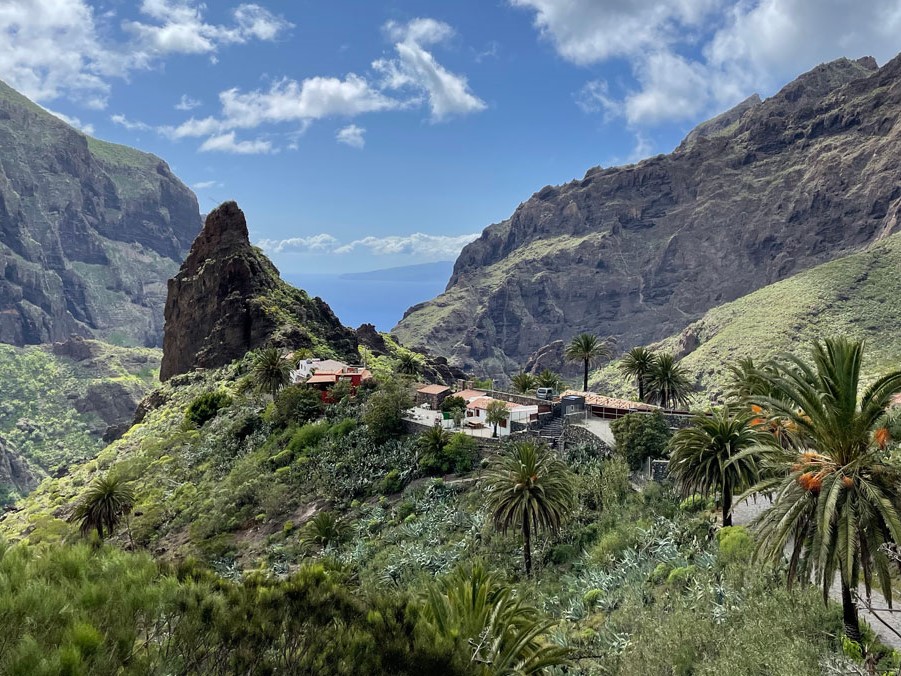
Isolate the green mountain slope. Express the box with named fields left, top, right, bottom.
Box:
left=0, top=340, right=160, bottom=497
left=592, top=232, right=901, bottom=401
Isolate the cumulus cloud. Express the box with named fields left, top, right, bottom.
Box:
left=0, top=0, right=290, bottom=108
left=513, top=0, right=901, bottom=126
left=375, top=18, right=487, bottom=121
left=258, top=232, right=480, bottom=260
left=124, top=1, right=292, bottom=61
left=111, top=113, right=154, bottom=131
left=137, top=17, right=486, bottom=152
left=336, top=124, right=366, bottom=148
left=257, top=234, right=341, bottom=254
left=175, top=94, right=201, bottom=110
left=198, top=131, right=273, bottom=154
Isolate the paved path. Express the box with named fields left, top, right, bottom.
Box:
left=732, top=497, right=901, bottom=650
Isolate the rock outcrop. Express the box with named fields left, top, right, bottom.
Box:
left=0, top=79, right=200, bottom=347
left=0, top=436, right=36, bottom=498
left=160, top=202, right=359, bottom=380
left=394, top=55, right=901, bottom=379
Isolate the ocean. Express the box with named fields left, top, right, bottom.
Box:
left=282, top=261, right=454, bottom=332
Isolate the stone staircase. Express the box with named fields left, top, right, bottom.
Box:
left=538, top=417, right=564, bottom=448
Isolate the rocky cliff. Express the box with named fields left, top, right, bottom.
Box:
left=0, top=436, right=36, bottom=500
left=0, top=79, right=200, bottom=347
left=160, top=202, right=359, bottom=380
left=394, top=55, right=901, bottom=378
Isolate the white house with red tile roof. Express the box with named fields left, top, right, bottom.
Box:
left=464, top=396, right=538, bottom=437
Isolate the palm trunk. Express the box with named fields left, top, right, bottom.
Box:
left=840, top=575, right=862, bottom=645
left=721, top=481, right=733, bottom=528
left=522, top=516, right=532, bottom=578
left=583, top=360, right=589, bottom=392
left=637, top=377, right=644, bottom=403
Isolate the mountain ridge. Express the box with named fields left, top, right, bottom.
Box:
left=393, top=54, right=901, bottom=379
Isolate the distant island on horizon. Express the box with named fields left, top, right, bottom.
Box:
left=283, top=260, right=454, bottom=330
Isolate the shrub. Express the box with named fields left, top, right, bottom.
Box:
left=440, top=395, right=466, bottom=413
left=666, top=565, right=697, bottom=589
left=547, top=543, right=578, bottom=565
left=379, top=469, right=404, bottom=495
left=590, top=525, right=640, bottom=564
left=679, top=494, right=707, bottom=513
left=717, top=526, right=753, bottom=565
left=265, top=385, right=323, bottom=428
left=185, top=391, right=232, bottom=427
left=611, top=411, right=672, bottom=470
left=287, top=421, right=331, bottom=454
left=362, top=380, right=412, bottom=443
left=421, top=432, right=479, bottom=475
left=329, top=418, right=357, bottom=438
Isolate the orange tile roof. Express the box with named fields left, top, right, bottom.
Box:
left=417, top=384, right=451, bottom=395
left=466, top=397, right=525, bottom=412
left=306, top=374, right=338, bottom=384
left=454, top=389, right=486, bottom=401
left=561, top=390, right=658, bottom=411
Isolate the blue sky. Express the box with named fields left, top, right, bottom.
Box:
left=3, top=1, right=901, bottom=273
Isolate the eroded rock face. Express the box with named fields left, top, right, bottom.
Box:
left=160, top=202, right=359, bottom=381
left=0, top=436, right=36, bottom=497
left=394, top=55, right=901, bottom=378
left=0, top=79, right=200, bottom=347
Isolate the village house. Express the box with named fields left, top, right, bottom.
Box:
left=415, top=384, right=451, bottom=409
left=464, top=396, right=539, bottom=437
left=292, top=358, right=372, bottom=402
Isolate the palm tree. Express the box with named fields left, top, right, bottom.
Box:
left=510, top=372, right=538, bottom=395
left=300, top=511, right=349, bottom=550
left=69, top=475, right=135, bottom=540
left=419, top=423, right=450, bottom=455
left=397, top=351, right=421, bottom=376
left=725, top=356, right=779, bottom=405
left=668, top=407, right=765, bottom=527
left=484, top=441, right=574, bottom=577
left=565, top=333, right=613, bottom=392
left=423, top=563, right=571, bottom=673
left=535, top=369, right=565, bottom=392
left=251, top=347, right=291, bottom=399
left=485, top=400, right=510, bottom=438
left=646, top=353, right=692, bottom=410
left=747, top=337, right=901, bottom=645
left=618, top=346, right=657, bottom=402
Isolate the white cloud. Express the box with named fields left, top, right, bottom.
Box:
left=514, top=0, right=901, bottom=127
left=258, top=234, right=341, bottom=253
left=192, top=180, right=222, bottom=189
left=334, top=233, right=480, bottom=259
left=510, top=0, right=718, bottom=65
left=218, top=75, right=398, bottom=128
left=111, top=113, right=153, bottom=131
left=0, top=0, right=114, bottom=106
left=258, top=232, right=480, bottom=260
left=124, top=1, right=292, bottom=61
left=198, top=131, right=273, bottom=154
left=47, top=108, right=95, bottom=135
left=0, top=0, right=290, bottom=108
left=336, top=124, right=366, bottom=148
left=175, top=94, right=201, bottom=110
left=375, top=18, right=486, bottom=122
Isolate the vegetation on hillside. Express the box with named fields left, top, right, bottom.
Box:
left=3, top=336, right=901, bottom=672
left=0, top=341, right=160, bottom=477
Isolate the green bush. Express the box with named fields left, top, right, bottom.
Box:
left=590, top=525, right=640, bottom=564
left=185, top=390, right=232, bottom=427
left=378, top=469, right=404, bottom=495
left=329, top=417, right=357, bottom=438
left=287, top=421, right=331, bottom=454
left=265, top=385, right=323, bottom=428
left=440, top=395, right=466, bottom=413
left=611, top=411, right=672, bottom=470
left=717, top=526, right=753, bottom=565
left=679, top=493, right=707, bottom=513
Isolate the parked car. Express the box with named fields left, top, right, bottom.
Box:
left=536, top=387, right=556, bottom=400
